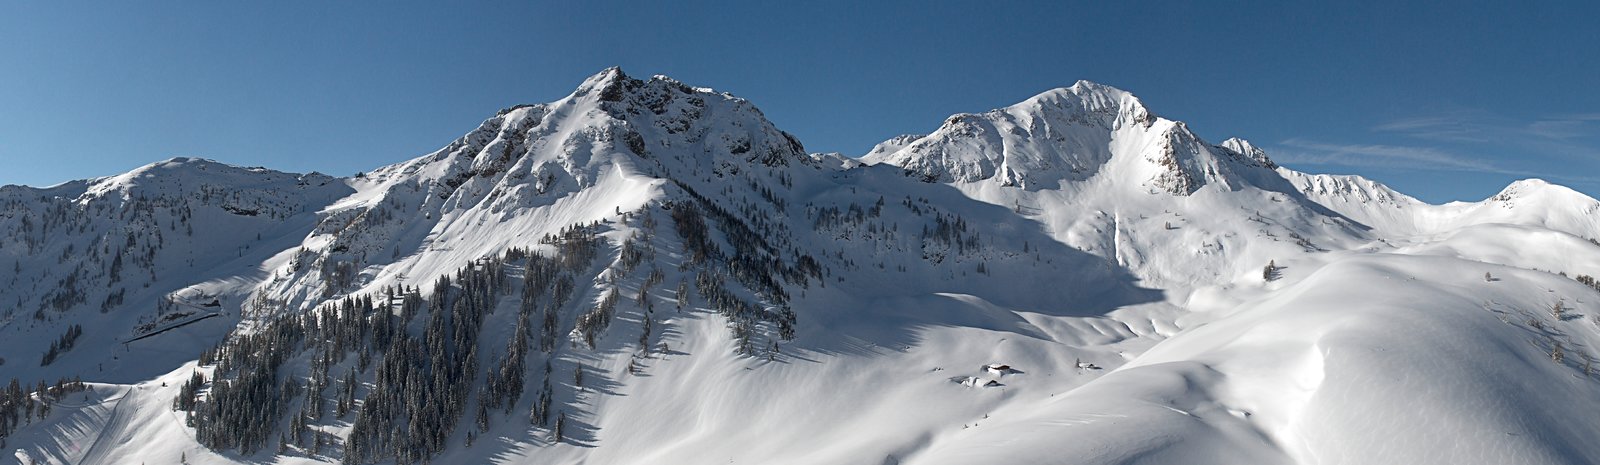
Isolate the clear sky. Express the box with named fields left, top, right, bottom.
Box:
left=2, top=1, right=1596, bottom=203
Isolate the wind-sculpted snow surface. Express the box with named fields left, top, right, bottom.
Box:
left=909, top=255, right=1600, bottom=465
left=3, top=69, right=1600, bottom=465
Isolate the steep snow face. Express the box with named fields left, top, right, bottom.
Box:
left=253, top=67, right=818, bottom=314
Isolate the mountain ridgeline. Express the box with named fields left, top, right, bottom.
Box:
left=2, top=68, right=1600, bottom=465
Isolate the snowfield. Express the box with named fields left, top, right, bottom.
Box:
left=2, top=68, right=1598, bottom=465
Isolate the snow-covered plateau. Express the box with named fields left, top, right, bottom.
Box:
left=2, top=68, right=1598, bottom=465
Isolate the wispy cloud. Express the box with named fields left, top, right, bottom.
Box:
left=1271, top=139, right=1506, bottom=173
left=1371, top=111, right=1600, bottom=160
left=1269, top=110, right=1600, bottom=191
left=1271, top=138, right=1600, bottom=188
left=1370, top=115, right=1489, bottom=143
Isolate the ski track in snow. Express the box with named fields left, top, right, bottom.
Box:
left=73, top=387, right=130, bottom=465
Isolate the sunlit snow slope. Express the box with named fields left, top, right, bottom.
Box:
left=3, top=69, right=1600, bottom=465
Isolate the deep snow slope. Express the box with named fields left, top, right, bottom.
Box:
left=4, top=70, right=1600, bottom=465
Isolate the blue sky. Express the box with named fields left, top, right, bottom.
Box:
left=2, top=1, right=1596, bottom=202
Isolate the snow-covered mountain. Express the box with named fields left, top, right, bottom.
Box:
left=3, top=68, right=1600, bottom=465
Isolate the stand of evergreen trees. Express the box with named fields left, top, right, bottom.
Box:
left=173, top=198, right=818, bottom=462
left=668, top=188, right=808, bottom=356
left=0, top=377, right=88, bottom=444
left=38, top=324, right=83, bottom=366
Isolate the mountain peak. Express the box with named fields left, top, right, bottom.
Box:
left=143, top=156, right=226, bottom=171
left=1218, top=137, right=1277, bottom=169
left=105, top=157, right=266, bottom=187
left=1503, top=177, right=1552, bottom=189
left=862, top=79, right=1287, bottom=193
left=568, top=67, right=720, bottom=109
left=1009, top=80, right=1153, bottom=130
left=78, top=157, right=332, bottom=202
left=574, top=66, right=631, bottom=97
left=1491, top=178, right=1554, bottom=201
left=352, top=66, right=814, bottom=229
left=1488, top=178, right=1597, bottom=206
left=1219, top=137, right=1258, bottom=154
left=1068, top=79, right=1134, bottom=98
